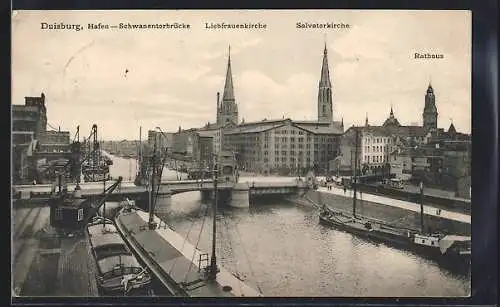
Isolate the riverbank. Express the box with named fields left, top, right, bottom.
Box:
left=296, top=190, right=470, bottom=236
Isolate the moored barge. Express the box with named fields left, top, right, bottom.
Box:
left=318, top=126, right=470, bottom=271
left=85, top=216, right=152, bottom=295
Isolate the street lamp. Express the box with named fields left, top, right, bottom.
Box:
left=419, top=181, right=424, bottom=233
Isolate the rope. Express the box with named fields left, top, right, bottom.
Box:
left=168, top=205, right=206, bottom=275
left=221, top=211, right=243, bottom=295
left=232, top=218, right=264, bottom=295
left=183, top=203, right=209, bottom=283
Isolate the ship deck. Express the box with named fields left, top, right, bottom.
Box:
left=12, top=204, right=99, bottom=296
left=116, top=209, right=262, bottom=297
left=321, top=210, right=409, bottom=238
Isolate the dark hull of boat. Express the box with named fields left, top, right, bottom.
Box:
left=319, top=214, right=470, bottom=273
left=318, top=214, right=411, bottom=247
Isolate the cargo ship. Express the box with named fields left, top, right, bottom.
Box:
left=85, top=215, right=152, bottom=295
left=318, top=126, right=470, bottom=269
left=115, top=144, right=262, bottom=297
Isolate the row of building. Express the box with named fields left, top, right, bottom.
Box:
left=12, top=93, right=76, bottom=183
left=145, top=44, right=470, bottom=197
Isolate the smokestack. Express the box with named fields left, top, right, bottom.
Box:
left=217, top=92, right=220, bottom=111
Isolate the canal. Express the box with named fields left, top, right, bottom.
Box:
left=106, top=153, right=470, bottom=297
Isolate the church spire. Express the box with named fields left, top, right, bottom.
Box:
left=319, top=43, right=332, bottom=88
left=318, top=42, right=333, bottom=122
left=365, top=113, right=369, bottom=127
left=222, top=45, right=235, bottom=101
left=218, top=45, right=238, bottom=125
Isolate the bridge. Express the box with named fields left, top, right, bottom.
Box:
left=12, top=179, right=309, bottom=208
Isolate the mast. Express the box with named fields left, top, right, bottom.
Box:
left=419, top=181, right=425, bottom=233
left=102, top=177, right=106, bottom=228
left=352, top=127, right=359, bottom=217
left=208, top=154, right=219, bottom=280
left=139, top=126, right=142, bottom=179
left=148, top=137, right=157, bottom=228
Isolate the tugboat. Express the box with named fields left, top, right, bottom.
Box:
left=318, top=126, right=471, bottom=270
left=85, top=215, right=152, bottom=295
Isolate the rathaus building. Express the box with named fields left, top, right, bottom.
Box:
left=195, top=44, right=344, bottom=175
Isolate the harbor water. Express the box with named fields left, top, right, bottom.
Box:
left=106, top=153, right=471, bottom=297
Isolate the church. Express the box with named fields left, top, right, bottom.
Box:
left=195, top=44, right=344, bottom=175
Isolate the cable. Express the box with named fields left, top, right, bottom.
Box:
left=222, top=211, right=243, bottom=295
left=232, top=217, right=264, bottom=295
left=183, top=203, right=209, bottom=283
left=168, top=205, right=204, bottom=275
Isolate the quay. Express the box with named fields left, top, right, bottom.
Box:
left=12, top=204, right=99, bottom=296
left=318, top=186, right=470, bottom=225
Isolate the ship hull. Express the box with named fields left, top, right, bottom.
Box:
left=114, top=213, right=186, bottom=296
left=114, top=208, right=263, bottom=297
left=85, top=218, right=152, bottom=296
left=318, top=213, right=411, bottom=247
left=319, top=213, right=470, bottom=273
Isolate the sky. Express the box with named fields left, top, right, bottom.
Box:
left=12, top=10, right=471, bottom=140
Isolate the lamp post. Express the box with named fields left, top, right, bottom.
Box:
left=208, top=153, right=219, bottom=280
left=155, top=126, right=169, bottom=177
left=419, top=181, right=424, bottom=233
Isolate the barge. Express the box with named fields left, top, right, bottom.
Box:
left=85, top=216, right=152, bottom=295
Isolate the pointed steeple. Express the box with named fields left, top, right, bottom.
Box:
left=448, top=118, right=456, bottom=133
left=427, top=82, right=434, bottom=94
left=318, top=42, right=333, bottom=122
left=365, top=113, right=369, bottom=127
left=218, top=45, right=238, bottom=125
left=423, top=81, right=438, bottom=131
left=222, top=45, right=235, bottom=101
left=319, top=43, right=332, bottom=88
left=390, top=104, right=394, bottom=118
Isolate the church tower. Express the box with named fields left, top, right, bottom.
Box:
left=317, top=43, right=333, bottom=123
left=217, top=46, right=239, bottom=126
left=422, top=82, right=438, bottom=131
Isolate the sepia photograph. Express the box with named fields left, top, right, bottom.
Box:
left=11, top=9, right=471, bottom=298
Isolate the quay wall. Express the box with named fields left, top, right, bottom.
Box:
left=357, top=184, right=471, bottom=214
left=303, top=190, right=471, bottom=236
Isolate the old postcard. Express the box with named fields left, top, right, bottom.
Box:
left=11, top=10, right=471, bottom=298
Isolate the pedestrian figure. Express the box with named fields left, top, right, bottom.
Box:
left=343, top=186, right=347, bottom=194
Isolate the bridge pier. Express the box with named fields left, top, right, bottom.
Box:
left=230, top=183, right=250, bottom=208
left=200, top=190, right=213, bottom=203
left=155, top=193, right=172, bottom=215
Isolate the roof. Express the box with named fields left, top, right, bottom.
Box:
left=225, top=122, right=285, bottom=135
left=225, top=118, right=343, bottom=135
left=97, top=255, right=141, bottom=274
left=384, top=125, right=428, bottom=138
left=56, top=197, right=87, bottom=208
left=197, top=130, right=217, bottom=138
left=294, top=123, right=343, bottom=135
left=344, top=125, right=391, bottom=137
left=12, top=104, right=43, bottom=113
left=199, top=122, right=222, bottom=130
